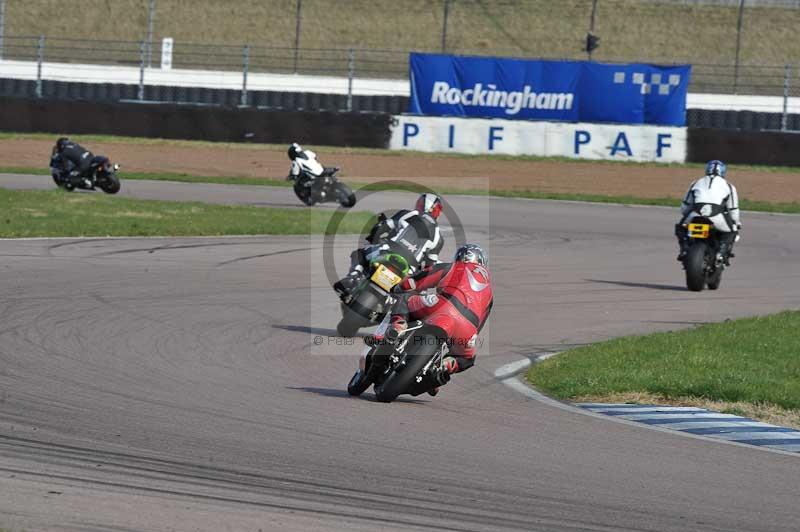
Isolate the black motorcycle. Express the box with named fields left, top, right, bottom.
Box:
left=681, top=214, right=727, bottom=291
left=337, top=249, right=412, bottom=337
left=51, top=155, right=122, bottom=194
left=347, top=314, right=448, bottom=403
left=289, top=167, right=356, bottom=208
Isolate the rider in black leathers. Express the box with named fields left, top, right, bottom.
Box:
left=333, top=193, right=445, bottom=296
left=50, top=137, right=95, bottom=189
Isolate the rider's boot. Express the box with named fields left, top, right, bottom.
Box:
left=432, top=356, right=457, bottom=391
left=67, top=170, right=83, bottom=189
left=333, top=265, right=365, bottom=296
left=311, top=178, right=326, bottom=203
left=677, top=243, right=688, bottom=262
left=675, top=225, right=689, bottom=261
left=719, top=241, right=734, bottom=266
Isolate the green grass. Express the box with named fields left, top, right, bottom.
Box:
left=4, top=132, right=800, bottom=213
left=477, top=190, right=800, bottom=214
left=5, top=165, right=800, bottom=214
left=527, top=311, right=800, bottom=411
left=360, top=182, right=800, bottom=213
left=0, top=164, right=292, bottom=188
left=0, top=188, right=374, bottom=238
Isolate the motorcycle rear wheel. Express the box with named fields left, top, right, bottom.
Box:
left=337, top=305, right=373, bottom=337
left=685, top=241, right=707, bottom=292
left=337, top=314, right=363, bottom=337
left=337, top=288, right=381, bottom=337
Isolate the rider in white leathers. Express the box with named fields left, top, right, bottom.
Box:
left=676, top=160, right=741, bottom=264
left=286, top=143, right=329, bottom=204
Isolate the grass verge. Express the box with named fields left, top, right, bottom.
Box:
left=527, top=311, right=800, bottom=429
left=0, top=166, right=291, bottom=188
left=0, top=188, right=374, bottom=238
left=4, top=166, right=800, bottom=214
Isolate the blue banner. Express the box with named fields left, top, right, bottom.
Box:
left=409, top=53, right=690, bottom=126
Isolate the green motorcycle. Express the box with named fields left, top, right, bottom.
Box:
left=336, top=250, right=411, bottom=337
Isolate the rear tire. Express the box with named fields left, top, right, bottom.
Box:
left=685, top=242, right=707, bottom=292
left=335, top=183, right=356, bottom=208
left=337, top=313, right=363, bottom=337
left=337, top=288, right=381, bottom=337
left=374, top=333, right=439, bottom=403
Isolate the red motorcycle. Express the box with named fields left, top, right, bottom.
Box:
left=347, top=311, right=450, bottom=403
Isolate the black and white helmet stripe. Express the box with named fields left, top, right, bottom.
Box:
left=419, top=193, right=439, bottom=211
left=455, top=244, right=488, bottom=267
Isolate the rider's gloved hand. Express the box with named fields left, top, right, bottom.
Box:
left=419, top=293, right=439, bottom=307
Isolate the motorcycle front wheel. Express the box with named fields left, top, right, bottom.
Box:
left=334, top=182, right=356, bottom=208
left=373, top=333, right=440, bottom=403
left=99, top=174, right=121, bottom=194
left=347, top=367, right=373, bottom=396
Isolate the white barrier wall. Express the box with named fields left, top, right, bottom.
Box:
left=389, top=115, right=687, bottom=163
left=3, top=59, right=797, bottom=112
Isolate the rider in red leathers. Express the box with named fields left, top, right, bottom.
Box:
left=389, top=244, right=493, bottom=394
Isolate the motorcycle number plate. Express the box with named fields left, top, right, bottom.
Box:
left=371, top=264, right=402, bottom=292
left=688, top=223, right=711, bottom=239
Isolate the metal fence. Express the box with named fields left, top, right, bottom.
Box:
left=3, top=34, right=800, bottom=94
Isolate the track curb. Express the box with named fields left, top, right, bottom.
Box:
left=494, top=354, right=800, bottom=458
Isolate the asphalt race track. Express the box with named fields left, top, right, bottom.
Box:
left=2, top=173, right=800, bottom=531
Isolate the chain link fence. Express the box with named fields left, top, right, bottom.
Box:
left=3, top=34, right=799, bottom=92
